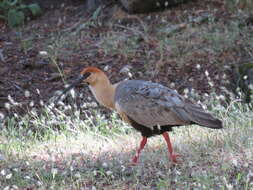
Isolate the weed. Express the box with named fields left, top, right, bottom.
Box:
left=0, top=0, right=42, bottom=27
left=1, top=2, right=253, bottom=189
left=1, top=84, right=253, bottom=189
left=225, top=0, right=253, bottom=13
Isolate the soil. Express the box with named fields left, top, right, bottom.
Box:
left=0, top=0, right=246, bottom=118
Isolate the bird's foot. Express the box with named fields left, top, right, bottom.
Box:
left=169, top=153, right=182, bottom=163
left=131, top=156, right=139, bottom=165
left=130, top=161, right=138, bottom=166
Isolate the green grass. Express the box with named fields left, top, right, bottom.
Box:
left=1, top=2, right=253, bottom=189
left=1, top=94, right=253, bottom=189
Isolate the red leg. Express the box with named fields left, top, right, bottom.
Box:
left=132, top=136, right=147, bottom=164
left=162, top=132, right=181, bottom=163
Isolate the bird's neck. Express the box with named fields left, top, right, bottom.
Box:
left=89, top=79, right=118, bottom=110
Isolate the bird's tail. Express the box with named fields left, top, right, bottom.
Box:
left=185, top=103, right=223, bottom=129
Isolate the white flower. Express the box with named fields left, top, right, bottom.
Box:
left=164, top=1, right=168, bottom=6
left=51, top=168, right=58, bottom=175
left=1, top=169, right=6, bottom=176
left=243, top=162, right=249, bottom=168
left=196, top=64, right=201, bottom=69
left=70, top=89, right=76, bottom=98
left=183, top=88, right=189, bottom=94
left=102, top=162, right=108, bottom=168
left=91, top=102, right=98, bottom=107
left=0, top=112, right=4, bottom=120
left=6, top=173, right=12, bottom=179
left=3, top=186, right=10, bottom=190
left=39, top=51, right=48, bottom=57
left=104, top=65, right=109, bottom=71
left=7, top=95, right=19, bottom=106
left=37, top=181, right=43, bottom=186
left=219, top=95, right=225, bottom=100
left=4, top=103, right=11, bottom=110
left=29, top=101, right=34, bottom=107
left=106, top=170, right=113, bottom=175
left=12, top=185, right=18, bottom=189
left=208, top=81, right=214, bottom=87
left=226, top=183, right=233, bottom=190
left=170, top=82, right=175, bottom=88
left=36, top=88, right=41, bottom=95
left=205, top=70, right=209, bottom=77
left=24, top=90, right=30, bottom=98
left=25, top=176, right=31, bottom=179
left=74, top=172, right=81, bottom=178
left=232, top=159, right=238, bottom=167
left=121, top=165, right=126, bottom=172
left=39, top=100, right=44, bottom=106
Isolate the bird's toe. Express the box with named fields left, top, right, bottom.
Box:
left=169, top=153, right=182, bottom=163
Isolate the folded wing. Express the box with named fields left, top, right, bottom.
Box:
left=114, top=80, right=222, bottom=129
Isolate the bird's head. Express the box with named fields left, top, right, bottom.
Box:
left=80, top=67, right=107, bottom=86
left=55, top=67, right=108, bottom=103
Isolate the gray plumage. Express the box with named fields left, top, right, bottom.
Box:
left=114, top=80, right=222, bottom=130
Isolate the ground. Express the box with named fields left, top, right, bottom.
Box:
left=0, top=0, right=253, bottom=189
left=2, top=0, right=252, bottom=117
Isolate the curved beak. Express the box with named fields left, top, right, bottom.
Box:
left=55, top=72, right=90, bottom=104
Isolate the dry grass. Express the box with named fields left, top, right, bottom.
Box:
left=1, top=1, right=253, bottom=189
left=0, top=97, right=253, bottom=189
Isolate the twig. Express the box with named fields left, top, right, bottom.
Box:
left=13, top=84, right=24, bottom=92
left=165, top=13, right=212, bottom=37
left=225, top=99, right=243, bottom=115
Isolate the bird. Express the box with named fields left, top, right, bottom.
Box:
left=57, top=66, right=223, bottom=164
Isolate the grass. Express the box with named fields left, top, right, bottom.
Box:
left=225, top=0, right=253, bottom=13
left=1, top=1, right=253, bottom=189
left=1, top=91, right=253, bottom=189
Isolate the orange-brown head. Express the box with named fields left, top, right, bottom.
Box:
left=80, top=67, right=108, bottom=86
left=55, top=67, right=109, bottom=103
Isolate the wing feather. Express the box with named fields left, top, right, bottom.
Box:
left=114, top=80, right=192, bottom=128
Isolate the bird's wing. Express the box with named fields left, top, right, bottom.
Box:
left=114, top=80, right=193, bottom=128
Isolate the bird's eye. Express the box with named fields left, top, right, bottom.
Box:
left=82, top=72, right=91, bottom=79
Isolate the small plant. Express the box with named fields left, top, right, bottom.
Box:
left=20, top=37, right=33, bottom=54
left=0, top=0, right=42, bottom=27
left=225, top=0, right=253, bottom=12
